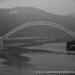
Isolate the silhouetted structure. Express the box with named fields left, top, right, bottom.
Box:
left=66, top=40, right=75, bottom=51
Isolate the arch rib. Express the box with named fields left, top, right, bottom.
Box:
left=3, top=21, right=75, bottom=39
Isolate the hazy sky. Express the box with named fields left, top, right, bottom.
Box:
left=0, top=0, right=75, bottom=15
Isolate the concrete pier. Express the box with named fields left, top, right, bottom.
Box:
left=0, top=36, right=4, bottom=51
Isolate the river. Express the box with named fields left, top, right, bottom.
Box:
left=0, top=42, right=75, bottom=75
left=22, top=42, right=75, bottom=74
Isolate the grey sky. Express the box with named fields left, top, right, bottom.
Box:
left=0, top=0, right=75, bottom=15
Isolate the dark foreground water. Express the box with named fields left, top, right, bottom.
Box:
left=0, top=42, right=75, bottom=75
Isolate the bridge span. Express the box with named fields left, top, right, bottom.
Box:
left=1, top=21, right=75, bottom=39
left=0, top=20, right=75, bottom=39
left=0, top=20, right=75, bottom=47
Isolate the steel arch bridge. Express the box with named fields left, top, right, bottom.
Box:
left=2, top=21, right=75, bottom=39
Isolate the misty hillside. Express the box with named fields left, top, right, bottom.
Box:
left=0, top=6, right=75, bottom=39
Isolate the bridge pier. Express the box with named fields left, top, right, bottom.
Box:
left=0, top=35, right=4, bottom=51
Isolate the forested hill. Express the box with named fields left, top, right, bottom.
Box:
left=0, top=6, right=75, bottom=35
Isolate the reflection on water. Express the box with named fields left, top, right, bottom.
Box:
left=24, top=42, right=66, bottom=52
left=0, top=42, right=75, bottom=75
left=0, top=46, right=35, bottom=75
left=22, top=53, right=75, bottom=71
left=0, top=50, right=32, bottom=67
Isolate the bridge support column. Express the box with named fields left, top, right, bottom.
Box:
left=0, top=36, right=4, bottom=50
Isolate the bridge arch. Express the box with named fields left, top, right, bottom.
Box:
left=3, top=21, right=75, bottom=39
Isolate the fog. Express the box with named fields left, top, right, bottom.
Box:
left=0, top=0, right=75, bottom=15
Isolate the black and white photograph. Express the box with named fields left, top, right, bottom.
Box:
left=0, top=0, right=75, bottom=75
